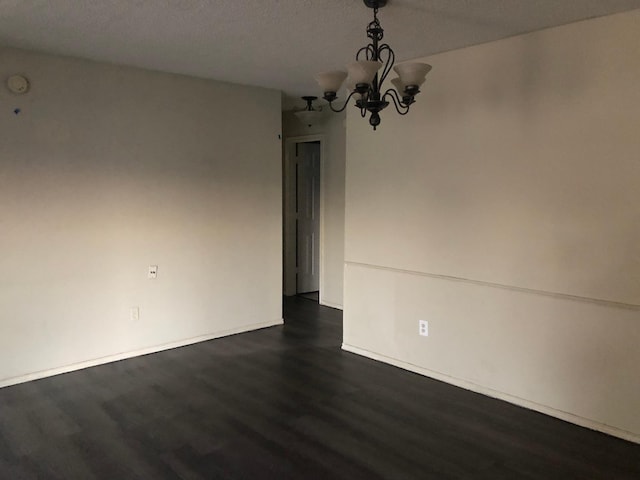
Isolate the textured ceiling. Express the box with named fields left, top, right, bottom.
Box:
left=1, top=0, right=640, bottom=110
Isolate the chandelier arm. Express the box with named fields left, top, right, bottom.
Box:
left=377, top=44, right=395, bottom=87
left=327, top=90, right=359, bottom=113
left=356, top=44, right=376, bottom=61
left=383, top=89, right=411, bottom=115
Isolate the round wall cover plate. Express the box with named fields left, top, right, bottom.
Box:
left=7, top=75, right=30, bottom=94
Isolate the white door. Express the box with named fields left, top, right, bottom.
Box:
left=296, top=142, right=321, bottom=293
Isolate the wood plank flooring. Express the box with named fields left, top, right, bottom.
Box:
left=0, top=296, right=638, bottom=479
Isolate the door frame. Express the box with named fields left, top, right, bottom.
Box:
left=283, top=135, right=326, bottom=299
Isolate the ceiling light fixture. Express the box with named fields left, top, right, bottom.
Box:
left=294, top=96, right=323, bottom=127
left=315, top=0, right=432, bottom=130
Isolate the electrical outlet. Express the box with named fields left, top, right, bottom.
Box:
left=419, top=320, right=428, bottom=337
left=148, top=265, right=158, bottom=279
left=130, top=307, right=140, bottom=322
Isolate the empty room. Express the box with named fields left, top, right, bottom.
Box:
left=1, top=1, right=639, bottom=478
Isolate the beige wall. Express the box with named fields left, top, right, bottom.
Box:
left=282, top=110, right=346, bottom=308
left=343, top=10, right=640, bottom=442
left=0, top=47, right=283, bottom=386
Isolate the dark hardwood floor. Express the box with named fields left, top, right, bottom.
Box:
left=0, top=297, right=638, bottom=479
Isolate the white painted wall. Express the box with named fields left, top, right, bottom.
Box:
left=343, top=11, right=640, bottom=442
left=282, top=110, right=346, bottom=308
left=0, top=47, right=283, bottom=386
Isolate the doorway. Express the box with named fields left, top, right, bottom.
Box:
left=283, top=136, right=325, bottom=302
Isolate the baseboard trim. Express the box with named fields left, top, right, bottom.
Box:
left=0, top=319, right=284, bottom=389
left=341, top=343, right=640, bottom=445
left=320, top=299, right=343, bottom=310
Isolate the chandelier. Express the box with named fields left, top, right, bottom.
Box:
left=315, top=0, right=432, bottom=130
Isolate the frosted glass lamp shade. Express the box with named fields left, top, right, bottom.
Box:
left=294, top=109, right=323, bottom=127
left=344, top=77, right=356, bottom=93
left=315, top=71, right=347, bottom=93
left=393, top=62, right=432, bottom=87
left=347, top=60, right=383, bottom=86
left=391, top=77, right=405, bottom=94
